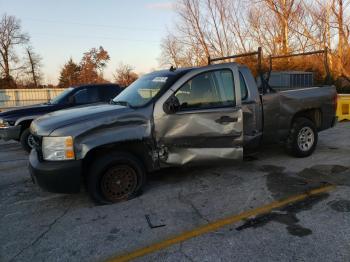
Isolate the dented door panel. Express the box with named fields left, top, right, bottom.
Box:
left=155, top=108, right=243, bottom=165
left=153, top=64, right=243, bottom=166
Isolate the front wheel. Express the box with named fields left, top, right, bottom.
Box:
left=285, top=117, right=318, bottom=158
left=20, top=128, right=35, bottom=153
left=87, top=152, right=146, bottom=205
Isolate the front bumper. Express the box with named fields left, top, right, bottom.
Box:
left=0, top=125, right=21, bottom=141
left=29, top=150, right=82, bottom=193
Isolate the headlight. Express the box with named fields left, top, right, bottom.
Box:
left=0, top=119, right=9, bottom=127
left=42, top=136, right=75, bottom=161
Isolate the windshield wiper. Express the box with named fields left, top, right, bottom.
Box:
left=111, top=100, right=132, bottom=107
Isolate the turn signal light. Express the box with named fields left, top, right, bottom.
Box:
left=65, top=150, right=75, bottom=159
left=65, top=137, right=73, bottom=147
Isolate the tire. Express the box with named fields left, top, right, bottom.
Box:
left=20, top=128, right=35, bottom=153
left=286, top=117, right=318, bottom=158
left=87, top=152, right=146, bottom=205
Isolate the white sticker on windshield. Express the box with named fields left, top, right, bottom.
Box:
left=152, top=77, right=168, bottom=82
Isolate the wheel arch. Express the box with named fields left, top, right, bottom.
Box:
left=17, top=119, right=33, bottom=134
left=291, top=108, right=322, bottom=130
left=81, top=140, right=157, bottom=178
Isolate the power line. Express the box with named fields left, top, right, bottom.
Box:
left=23, top=17, right=164, bottom=32
left=30, top=32, right=161, bottom=43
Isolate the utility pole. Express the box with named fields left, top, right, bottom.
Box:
left=27, top=48, right=38, bottom=88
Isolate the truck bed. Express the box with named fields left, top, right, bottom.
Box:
left=262, top=85, right=337, bottom=143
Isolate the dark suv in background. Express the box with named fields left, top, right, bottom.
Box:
left=0, top=84, right=122, bottom=152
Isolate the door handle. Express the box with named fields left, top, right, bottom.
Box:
left=215, top=116, right=238, bottom=124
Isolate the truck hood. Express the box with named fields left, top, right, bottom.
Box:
left=0, top=103, right=54, bottom=120
left=31, top=104, right=133, bottom=136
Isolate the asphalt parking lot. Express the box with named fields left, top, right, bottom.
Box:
left=1, top=122, right=350, bottom=262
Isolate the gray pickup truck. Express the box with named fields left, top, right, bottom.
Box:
left=29, top=62, right=337, bottom=204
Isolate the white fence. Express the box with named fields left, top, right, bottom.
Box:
left=0, top=89, right=66, bottom=108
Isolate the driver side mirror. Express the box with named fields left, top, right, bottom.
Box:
left=163, top=95, right=180, bottom=114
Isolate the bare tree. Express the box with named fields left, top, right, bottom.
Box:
left=114, top=63, right=138, bottom=87
left=161, top=0, right=304, bottom=65
left=160, top=0, right=249, bottom=67
left=0, top=14, right=29, bottom=81
left=227, top=1, right=251, bottom=52
left=248, top=6, right=280, bottom=55
left=160, top=34, right=183, bottom=67
left=331, top=0, right=350, bottom=77
left=178, top=0, right=210, bottom=62
left=160, top=0, right=350, bottom=84
left=302, top=0, right=350, bottom=78
left=160, top=34, right=195, bottom=67
left=297, top=1, right=331, bottom=50
left=249, top=0, right=304, bottom=54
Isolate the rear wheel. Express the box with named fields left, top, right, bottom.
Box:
left=286, top=117, right=318, bottom=157
left=87, top=152, right=146, bottom=205
left=20, top=128, right=35, bottom=153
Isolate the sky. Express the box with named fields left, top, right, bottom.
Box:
left=0, top=0, right=176, bottom=85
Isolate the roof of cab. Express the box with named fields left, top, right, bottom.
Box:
left=71, top=83, right=121, bottom=89
left=147, top=67, right=195, bottom=77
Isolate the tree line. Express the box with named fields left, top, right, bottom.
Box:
left=0, top=14, right=138, bottom=89
left=58, top=50, right=138, bottom=88
left=160, top=0, right=350, bottom=88
left=2, top=1, right=350, bottom=90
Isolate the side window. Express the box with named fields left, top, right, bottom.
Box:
left=175, top=70, right=235, bottom=111
left=239, top=72, right=248, bottom=100
left=73, top=88, right=100, bottom=104
left=100, top=86, right=121, bottom=101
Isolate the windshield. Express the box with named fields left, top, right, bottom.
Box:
left=113, top=74, right=172, bottom=107
left=50, top=87, right=74, bottom=104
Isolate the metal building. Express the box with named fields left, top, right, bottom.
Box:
left=267, top=71, right=314, bottom=90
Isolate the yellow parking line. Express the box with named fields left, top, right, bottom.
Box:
left=108, top=185, right=335, bottom=262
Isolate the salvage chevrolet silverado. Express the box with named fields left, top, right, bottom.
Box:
left=29, top=53, right=337, bottom=204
